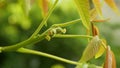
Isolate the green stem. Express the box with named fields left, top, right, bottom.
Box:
left=52, top=19, right=81, bottom=27
left=17, top=48, right=102, bottom=68
left=1, top=35, right=45, bottom=52
left=30, top=0, right=59, bottom=38
left=17, top=48, right=80, bottom=65
left=1, top=34, right=92, bottom=52
left=53, top=34, right=93, bottom=38
left=1, top=28, right=53, bottom=52
left=1, top=19, right=82, bottom=52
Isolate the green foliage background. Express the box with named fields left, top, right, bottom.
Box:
left=0, top=0, right=120, bottom=68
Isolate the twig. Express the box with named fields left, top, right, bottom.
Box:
left=17, top=48, right=80, bottom=65
left=53, top=34, right=93, bottom=38
left=1, top=19, right=82, bottom=52
left=30, top=0, right=59, bottom=38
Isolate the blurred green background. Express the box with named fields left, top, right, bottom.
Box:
left=0, top=0, right=120, bottom=68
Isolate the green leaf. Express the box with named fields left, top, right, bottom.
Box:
left=51, top=64, right=65, bottom=68
left=95, top=39, right=106, bottom=59
left=95, top=46, right=104, bottom=59
left=90, top=8, right=98, bottom=21
left=80, top=36, right=101, bottom=62
left=19, top=0, right=31, bottom=15
left=92, top=0, right=103, bottom=18
left=74, top=0, right=90, bottom=29
left=76, top=63, right=88, bottom=68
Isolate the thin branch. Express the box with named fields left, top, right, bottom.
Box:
left=30, top=0, right=59, bottom=38
left=17, top=48, right=102, bottom=68
left=1, top=19, right=82, bottom=52
left=1, top=37, right=43, bottom=52
left=17, top=48, right=80, bottom=65
left=52, top=19, right=81, bottom=27
left=53, top=34, right=93, bottom=39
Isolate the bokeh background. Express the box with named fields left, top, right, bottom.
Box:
left=0, top=0, right=120, bottom=68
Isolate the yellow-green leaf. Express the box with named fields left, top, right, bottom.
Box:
left=95, top=39, right=106, bottom=58
left=38, top=0, right=49, bottom=26
left=80, top=36, right=101, bottom=62
left=51, top=64, right=65, bottom=68
left=39, top=0, right=49, bottom=17
left=74, top=0, right=90, bottom=29
left=92, top=0, right=103, bottom=18
left=90, top=8, right=98, bottom=21
left=104, top=0, right=120, bottom=15
left=20, top=0, right=31, bottom=15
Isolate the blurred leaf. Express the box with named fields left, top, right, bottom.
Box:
left=0, top=0, right=6, bottom=8
left=39, top=0, right=49, bottom=17
left=8, top=4, right=31, bottom=30
left=92, top=0, right=103, bottom=18
left=74, top=0, right=90, bottom=29
left=104, top=0, right=120, bottom=15
left=76, top=63, right=88, bottom=68
left=80, top=36, right=101, bottom=62
left=24, top=0, right=31, bottom=15
left=104, top=46, right=116, bottom=68
left=95, top=39, right=106, bottom=59
left=45, top=35, right=51, bottom=41
left=19, top=0, right=31, bottom=15
left=51, top=64, right=65, bottom=68
left=90, top=8, right=97, bottom=21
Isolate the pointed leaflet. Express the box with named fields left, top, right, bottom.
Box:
left=39, top=0, right=49, bottom=17
left=104, top=46, right=116, bottom=68
left=104, top=0, right=120, bottom=14
left=95, top=39, right=106, bottom=59
left=90, top=8, right=98, bottom=21
left=92, top=0, right=103, bottom=18
left=80, top=36, right=101, bottom=62
left=38, top=0, right=49, bottom=26
left=74, top=0, right=90, bottom=29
